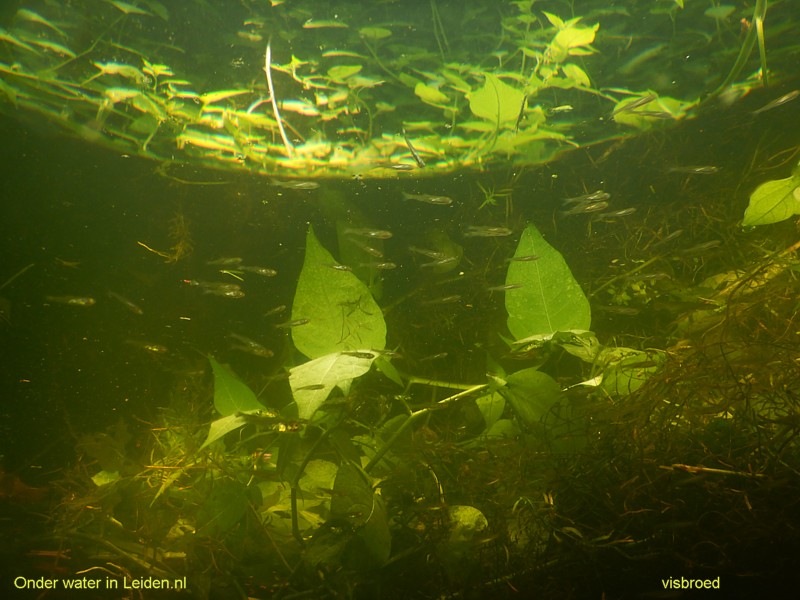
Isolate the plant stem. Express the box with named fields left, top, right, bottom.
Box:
left=364, top=383, right=487, bottom=473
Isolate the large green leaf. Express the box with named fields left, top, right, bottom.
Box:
left=330, top=462, right=391, bottom=569
left=290, top=350, right=377, bottom=420
left=468, top=73, right=524, bottom=125
left=505, top=223, right=591, bottom=340
left=209, top=357, right=265, bottom=416
left=292, top=225, right=386, bottom=359
left=742, top=173, right=800, bottom=226
left=496, top=368, right=562, bottom=427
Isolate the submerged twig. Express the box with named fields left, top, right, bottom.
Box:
left=265, top=41, right=294, bottom=157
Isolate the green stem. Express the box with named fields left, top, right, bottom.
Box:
left=704, top=0, right=768, bottom=102
left=364, top=384, right=487, bottom=473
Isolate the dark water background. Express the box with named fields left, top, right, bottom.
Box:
left=2, top=84, right=798, bottom=475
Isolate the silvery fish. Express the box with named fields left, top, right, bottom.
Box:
left=667, top=166, right=720, bottom=175
left=45, top=295, right=95, bottom=306
left=752, top=90, right=799, bottom=115
left=402, top=192, right=453, bottom=206
left=344, top=228, right=393, bottom=239
left=270, top=179, right=320, bottom=190
left=561, top=201, right=609, bottom=216
left=463, top=226, right=513, bottom=237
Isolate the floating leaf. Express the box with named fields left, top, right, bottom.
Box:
left=468, top=74, right=524, bottom=125
left=548, top=23, right=599, bottom=62
left=105, top=0, right=152, bottom=16
left=292, top=225, right=386, bottom=358
left=290, top=351, right=377, bottom=420
left=359, top=27, right=392, bottom=40
left=742, top=174, right=800, bottom=227
left=327, top=65, right=363, bottom=83
left=199, top=89, right=250, bottom=105
left=414, top=82, right=449, bottom=106
left=505, top=223, right=591, bottom=340
left=209, top=357, right=266, bottom=417
left=561, top=63, right=591, bottom=87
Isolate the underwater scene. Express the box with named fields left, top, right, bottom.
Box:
left=2, top=0, right=800, bottom=597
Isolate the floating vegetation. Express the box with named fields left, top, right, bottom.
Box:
left=0, top=0, right=789, bottom=179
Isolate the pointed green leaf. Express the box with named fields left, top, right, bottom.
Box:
left=209, top=357, right=265, bottom=416
left=561, top=63, right=591, bottom=87
left=327, top=65, right=362, bottom=83
left=200, top=413, right=250, bottom=449
left=292, top=225, right=386, bottom=358
left=505, top=223, right=591, bottom=340
left=290, top=351, right=377, bottom=419
left=498, top=368, right=562, bottom=427
left=468, top=74, right=525, bottom=124
left=415, top=82, right=449, bottom=106
left=742, top=175, right=800, bottom=226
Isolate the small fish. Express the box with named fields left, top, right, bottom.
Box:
left=229, top=333, right=273, bottom=358
left=594, top=305, right=641, bottom=316
left=264, top=304, right=287, bottom=317
left=610, top=94, right=657, bottom=117
left=359, top=262, right=397, bottom=270
left=349, top=239, right=384, bottom=258
left=196, top=281, right=242, bottom=293
left=275, top=318, right=310, bottom=328
left=624, top=272, right=671, bottom=282
left=419, top=352, right=448, bottom=362
left=344, top=228, right=393, bottom=239
left=651, top=229, right=684, bottom=248
left=507, top=254, right=540, bottom=262
left=667, top=166, right=720, bottom=175
left=239, top=265, right=277, bottom=277
left=563, top=190, right=610, bottom=205
left=402, top=192, right=453, bottom=206
left=561, top=201, right=609, bottom=216
left=370, top=161, right=416, bottom=171
left=598, top=207, right=637, bottom=218
left=409, top=246, right=447, bottom=260
left=207, top=257, right=243, bottom=266
left=420, top=256, right=459, bottom=269
left=125, top=340, right=169, bottom=353
left=341, top=351, right=376, bottom=359
left=327, top=264, right=353, bottom=272
left=204, top=288, right=245, bottom=298
left=463, top=226, right=514, bottom=238
left=45, top=295, right=95, bottom=306
left=678, top=240, right=722, bottom=255
left=514, top=94, right=527, bottom=131
left=296, top=384, right=326, bottom=391
left=107, top=291, right=143, bottom=315
left=421, top=295, right=461, bottom=305
left=629, top=110, right=674, bottom=119
left=487, top=283, right=524, bottom=292
left=752, top=90, right=800, bottom=115
left=402, top=128, right=426, bottom=168
left=270, top=179, right=320, bottom=190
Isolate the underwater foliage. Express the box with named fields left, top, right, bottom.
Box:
left=0, top=0, right=787, bottom=178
